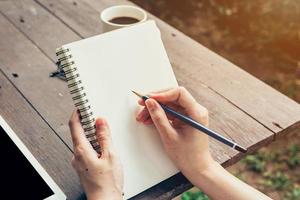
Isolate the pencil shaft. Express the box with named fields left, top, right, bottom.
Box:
left=159, top=104, right=233, bottom=146
left=158, top=102, right=247, bottom=153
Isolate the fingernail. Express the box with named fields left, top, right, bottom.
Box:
left=138, top=99, right=143, bottom=104
left=96, top=118, right=104, bottom=129
left=143, top=120, right=152, bottom=125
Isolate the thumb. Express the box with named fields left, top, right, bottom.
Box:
left=95, top=118, right=112, bottom=158
left=145, top=99, right=176, bottom=140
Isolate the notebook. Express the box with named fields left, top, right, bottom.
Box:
left=56, top=20, right=179, bottom=199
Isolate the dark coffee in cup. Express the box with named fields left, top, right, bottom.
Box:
left=109, top=16, right=140, bottom=25
left=101, top=5, right=147, bottom=32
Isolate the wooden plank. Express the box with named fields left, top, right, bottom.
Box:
left=0, top=71, right=82, bottom=199
left=0, top=0, right=81, bottom=62
left=36, top=0, right=300, bottom=135
left=0, top=10, right=75, bottom=148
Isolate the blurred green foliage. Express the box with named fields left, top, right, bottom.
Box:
left=288, top=144, right=300, bottom=168
left=181, top=190, right=210, bottom=200
left=285, top=186, right=300, bottom=200
left=242, top=154, right=266, bottom=172
left=268, top=172, right=290, bottom=190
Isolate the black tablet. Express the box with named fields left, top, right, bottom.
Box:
left=0, top=116, right=66, bottom=200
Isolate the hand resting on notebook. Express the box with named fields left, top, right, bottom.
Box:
left=69, top=111, right=123, bottom=200
left=68, top=86, right=271, bottom=200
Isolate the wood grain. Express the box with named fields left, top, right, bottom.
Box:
left=0, top=0, right=81, bottom=61
left=0, top=9, right=75, bottom=148
left=0, top=70, right=83, bottom=199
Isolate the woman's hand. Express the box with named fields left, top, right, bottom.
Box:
left=136, top=87, right=214, bottom=180
left=69, top=110, right=123, bottom=200
left=136, top=87, right=272, bottom=200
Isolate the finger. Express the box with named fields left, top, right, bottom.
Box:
left=145, top=99, right=176, bottom=140
left=138, top=99, right=145, bottom=106
left=95, top=118, right=112, bottom=158
left=69, top=110, right=92, bottom=148
left=138, top=107, right=176, bottom=122
left=150, top=87, right=197, bottom=109
left=139, top=99, right=180, bottom=111
left=193, top=104, right=209, bottom=126
left=139, top=102, right=178, bottom=122
left=148, top=87, right=173, bottom=94
left=172, top=123, right=182, bottom=129
left=69, top=110, right=96, bottom=160
left=165, top=113, right=176, bottom=121
left=137, top=87, right=173, bottom=106
left=136, top=107, right=150, bottom=122
left=143, top=117, right=153, bottom=125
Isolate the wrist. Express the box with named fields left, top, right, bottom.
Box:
left=191, top=160, right=223, bottom=189
left=88, top=193, right=122, bottom=200
left=181, top=155, right=218, bottom=187
left=182, top=153, right=215, bottom=176
left=198, top=160, right=220, bottom=178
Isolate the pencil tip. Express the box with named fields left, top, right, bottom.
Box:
left=131, top=90, right=143, bottom=98
left=236, top=145, right=248, bottom=153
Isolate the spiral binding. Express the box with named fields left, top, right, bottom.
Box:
left=56, top=47, right=100, bottom=152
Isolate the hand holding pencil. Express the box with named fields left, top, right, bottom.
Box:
left=135, top=87, right=215, bottom=174
left=134, top=87, right=247, bottom=153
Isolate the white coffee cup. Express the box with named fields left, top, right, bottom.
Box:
left=100, top=5, right=147, bottom=32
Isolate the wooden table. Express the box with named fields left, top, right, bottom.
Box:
left=1, top=0, right=299, bottom=199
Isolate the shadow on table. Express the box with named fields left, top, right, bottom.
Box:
left=76, top=193, right=87, bottom=200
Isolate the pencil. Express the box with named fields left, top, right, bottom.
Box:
left=132, top=90, right=247, bottom=153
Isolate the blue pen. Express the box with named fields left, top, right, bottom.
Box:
left=132, top=90, right=247, bottom=153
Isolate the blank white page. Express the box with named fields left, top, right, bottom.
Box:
left=63, top=20, right=179, bottom=199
